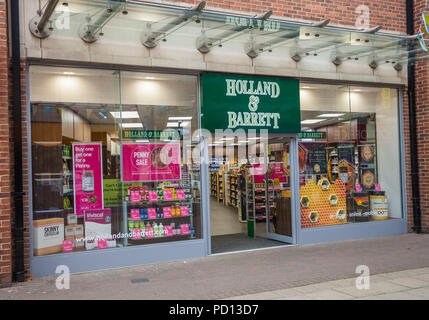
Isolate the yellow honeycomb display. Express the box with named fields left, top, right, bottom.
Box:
left=300, top=179, right=347, bottom=228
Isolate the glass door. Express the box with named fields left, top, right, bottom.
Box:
left=264, top=137, right=297, bottom=244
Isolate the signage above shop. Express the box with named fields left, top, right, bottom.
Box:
left=298, top=132, right=326, bottom=139
left=201, top=73, right=301, bottom=133
left=122, top=130, right=181, bottom=141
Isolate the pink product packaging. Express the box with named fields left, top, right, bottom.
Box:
left=130, top=191, right=141, bottom=202
left=98, top=239, right=107, bottom=249
left=63, top=240, right=73, bottom=253
left=131, top=209, right=140, bottom=220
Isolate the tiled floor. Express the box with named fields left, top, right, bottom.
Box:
left=209, top=197, right=272, bottom=238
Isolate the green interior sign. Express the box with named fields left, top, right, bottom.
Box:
left=201, top=73, right=301, bottom=133
left=298, top=132, right=326, bottom=139
left=122, top=130, right=181, bottom=140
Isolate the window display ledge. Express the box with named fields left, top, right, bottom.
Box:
left=298, top=218, right=407, bottom=245
left=30, top=238, right=207, bottom=277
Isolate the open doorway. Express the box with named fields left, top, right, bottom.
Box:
left=209, top=135, right=296, bottom=254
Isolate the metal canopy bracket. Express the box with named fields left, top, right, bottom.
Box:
left=142, top=1, right=206, bottom=49
left=197, top=10, right=273, bottom=54
left=79, top=1, right=126, bottom=43
left=29, top=0, right=59, bottom=39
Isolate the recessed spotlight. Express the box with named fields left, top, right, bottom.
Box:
left=168, top=117, right=192, bottom=121
left=301, top=119, right=326, bottom=124
left=110, top=111, right=139, bottom=119
left=317, top=113, right=345, bottom=118
left=121, top=123, right=143, bottom=128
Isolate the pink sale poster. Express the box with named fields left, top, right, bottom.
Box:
left=122, top=143, right=181, bottom=182
left=73, top=143, right=103, bottom=216
left=252, top=163, right=287, bottom=184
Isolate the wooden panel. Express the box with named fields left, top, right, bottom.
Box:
left=83, top=121, right=91, bottom=142
left=91, top=132, right=111, bottom=151
left=275, top=197, right=292, bottom=237
left=61, top=108, right=74, bottom=139
left=73, top=113, right=84, bottom=142
left=31, top=122, right=62, bottom=143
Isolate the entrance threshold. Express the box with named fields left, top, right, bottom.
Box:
left=210, top=233, right=292, bottom=255
left=211, top=238, right=295, bottom=256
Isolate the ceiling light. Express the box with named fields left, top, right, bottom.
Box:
left=220, top=137, right=234, bottom=141
left=98, top=111, right=107, bottom=119
left=167, top=122, right=179, bottom=128
left=63, top=72, right=75, bottom=75
left=301, top=86, right=311, bottom=89
left=301, top=119, right=326, bottom=124
left=145, top=77, right=156, bottom=80
left=180, top=121, right=190, bottom=127
left=168, top=117, right=193, bottom=121
left=121, top=123, right=143, bottom=128
left=238, top=140, right=248, bottom=143
left=110, top=111, right=140, bottom=119
left=135, top=140, right=149, bottom=143
left=353, top=89, right=362, bottom=92
left=248, top=137, right=260, bottom=140
left=317, top=113, right=345, bottom=118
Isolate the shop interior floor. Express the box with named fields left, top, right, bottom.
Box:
left=211, top=233, right=289, bottom=254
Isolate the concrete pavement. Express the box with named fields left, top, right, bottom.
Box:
left=1, top=233, right=429, bottom=299
left=225, top=267, right=429, bottom=300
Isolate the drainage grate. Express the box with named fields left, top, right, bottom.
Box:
left=130, top=278, right=150, bottom=284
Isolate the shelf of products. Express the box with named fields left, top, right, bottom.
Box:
left=62, top=145, right=74, bottom=210
left=124, top=184, right=196, bottom=243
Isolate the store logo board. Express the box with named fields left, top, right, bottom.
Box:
left=122, top=143, right=181, bottom=182
left=73, top=143, right=104, bottom=216
left=298, top=132, right=326, bottom=139
left=122, top=129, right=181, bottom=140
left=200, top=73, right=301, bottom=133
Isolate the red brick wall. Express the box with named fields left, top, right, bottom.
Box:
left=0, top=0, right=11, bottom=286
left=409, top=0, right=429, bottom=232
left=133, top=0, right=407, bottom=33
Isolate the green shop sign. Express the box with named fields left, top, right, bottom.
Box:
left=122, top=130, right=181, bottom=140
left=298, top=132, right=326, bottom=139
left=201, top=73, right=301, bottom=133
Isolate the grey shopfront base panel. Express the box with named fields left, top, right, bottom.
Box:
left=31, top=239, right=207, bottom=277
left=298, top=219, right=407, bottom=245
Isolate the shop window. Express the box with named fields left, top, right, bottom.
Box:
left=29, top=66, right=201, bottom=257
left=299, top=83, right=402, bottom=228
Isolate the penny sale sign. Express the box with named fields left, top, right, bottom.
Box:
left=122, top=143, right=181, bottom=182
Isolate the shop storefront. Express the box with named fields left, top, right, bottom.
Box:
left=23, top=0, right=409, bottom=277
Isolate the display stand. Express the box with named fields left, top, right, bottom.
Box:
left=123, top=188, right=195, bottom=245
left=245, top=169, right=255, bottom=238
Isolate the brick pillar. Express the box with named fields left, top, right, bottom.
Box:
left=411, top=0, right=429, bottom=232
left=0, top=0, right=12, bottom=286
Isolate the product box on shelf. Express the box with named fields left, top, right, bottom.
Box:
left=64, top=235, right=75, bottom=248
left=33, top=218, right=65, bottom=256
left=74, top=224, right=84, bottom=237
left=67, top=214, right=77, bottom=225
left=64, top=225, right=75, bottom=238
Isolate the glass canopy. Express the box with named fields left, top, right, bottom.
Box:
left=33, top=0, right=426, bottom=69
